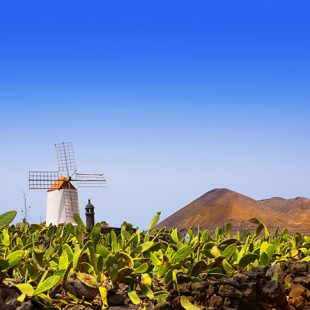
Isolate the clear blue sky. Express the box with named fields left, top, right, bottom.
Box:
left=0, top=1, right=309, bottom=228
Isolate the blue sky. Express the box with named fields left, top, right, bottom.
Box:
left=0, top=1, right=309, bottom=228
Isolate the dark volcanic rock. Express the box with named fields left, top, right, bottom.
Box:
left=191, top=281, right=208, bottom=292
left=155, top=301, right=173, bottom=310
left=218, top=284, right=243, bottom=298
left=165, top=262, right=310, bottom=310
left=209, top=295, right=223, bottom=308
left=291, top=262, right=308, bottom=274
left=108, top=293, right=127, bottom=306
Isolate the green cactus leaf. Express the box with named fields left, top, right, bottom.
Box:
left=0, top=259, right=9, bottom=271
left=141, top=283, right=154, bottom=299
left=6, top=250, right=24, bottom=269
left=154, top=290, right=169, bottom=303
left=134, top=262, right=149, bottom=274
left=141, top=273, right=152, bottom=286
left=77, top=272, right=98, bottom=288
left=105, top=252, right=133, bottom=282
left=99, top=287, right=108, bottom=309
left=26, top=263, right=39, bottom=281
left=260, top=241, right=268, bottom=256
left=91, top=223, right=101, bottom=244
left=255, top=223, right=264, bottom=236
left=222, top=244, right=237, bottom=259
left=96, top=244, right=110, bottom=258
left=73, top=245, right=82, bottom=270
left=180, top=295, right=200, bottom=310
left=72, top=213, right=87, bottom=233
left=0, top=211, right=17, bottom=230
left=133, top=241, right=154, bottom=254
left=128, top=290, right=140, bottom=305
left=171, top=245, right=192, bottom=264
left=62, top=243, right=74, bottom=262
left=54, top=269, right=66, bottom=278
left=238, top=254, right=258, bottom=269
left=111, top=230, right=119, bottom=251
left=58, top=250, right=69, bottom=270
left=300, top=247, right=308, bottom=256
left=260, top=252, right=269, bottom=265
left=207, top=267, right=224, bottom=275
left=201, top=230, right=210, bottom=242
left=148, top=212, right=161, bottom=231
left=210, top=246, right=221, bottom=258
left=191, top=260, right=208, bottom=276
left=250, top=218, right=261, bottom=225
left=33, top=275, right=61, bottom=296
left=171, top=228, right=180, bottom=243
left=116, top=252, right=134, bottom=267
left=2, top=228, right=10, bottom=246
left=222, top=259, right=234, bottom=276
left=117, top=267, right=133, bottom=282
left=15, top=283, right=34, bottom=297
left=266, top=244, right=275, bottom=260
left=150, top=253, right=161, bottom=266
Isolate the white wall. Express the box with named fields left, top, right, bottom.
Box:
left=46, top=189, right=79, bottom=225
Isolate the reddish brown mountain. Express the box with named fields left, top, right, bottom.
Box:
left=157, top=188, right=310, bottom=233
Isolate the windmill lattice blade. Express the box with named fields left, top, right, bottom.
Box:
left=29, top=171, right=60, bottom=189
left=55, top=142, right=76, bottom=176
left=75, top=173, right=106, bottom=187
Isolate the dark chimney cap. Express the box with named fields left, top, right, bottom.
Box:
left=85, top=199, right=94, bottom=209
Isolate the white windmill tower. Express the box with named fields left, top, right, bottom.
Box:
left=29, top=142, right=105, bottom=225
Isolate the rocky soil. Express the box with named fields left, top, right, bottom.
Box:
left=0, top=262, right=309, bottom=309
left=160, top=261, right=310, bottom=310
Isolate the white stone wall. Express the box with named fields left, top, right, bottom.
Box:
left=46, top=189, right=79, bottom=225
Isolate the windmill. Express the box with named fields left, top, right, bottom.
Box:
left=29, top=142, right=105, bottom=225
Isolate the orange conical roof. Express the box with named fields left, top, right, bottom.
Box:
left=48, top=176, right=77, bottom=192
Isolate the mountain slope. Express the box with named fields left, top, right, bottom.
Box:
left=157, top=188, right=310, bottom=232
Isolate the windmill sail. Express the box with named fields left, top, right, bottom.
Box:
left=55, top=142, right=76, bottom=176
left=29, top=171, right=60, bottom=189
left=75, top=173, right=106, bottom=187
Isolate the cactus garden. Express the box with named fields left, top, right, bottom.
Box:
left=0, top=211, right=309, bottom=309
